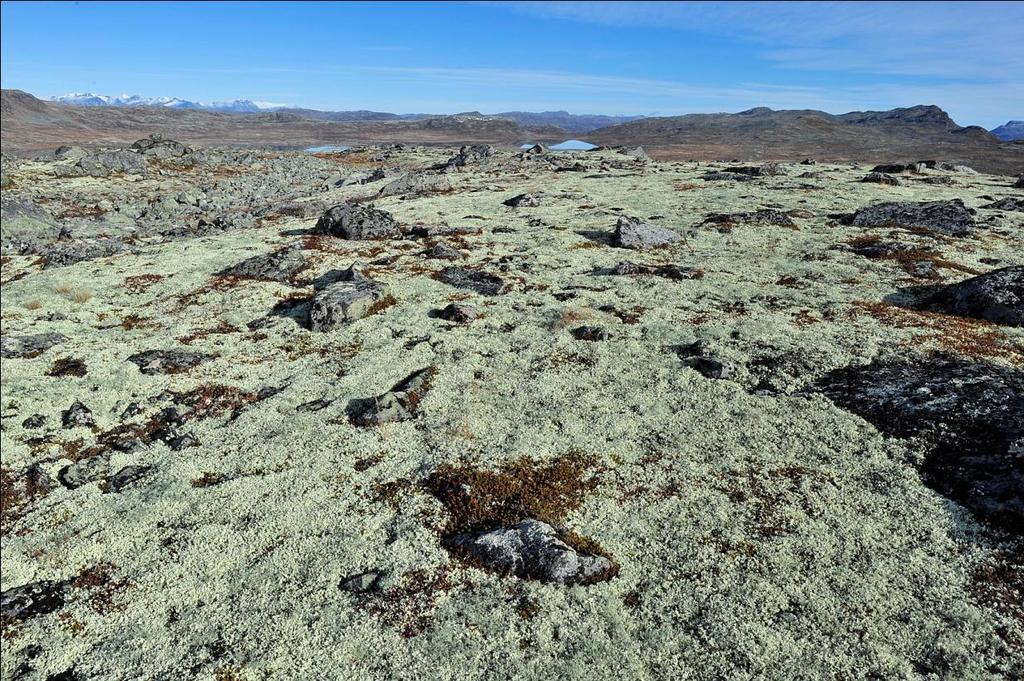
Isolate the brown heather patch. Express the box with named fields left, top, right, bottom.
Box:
left=74, top=563, right=130, bottom=615
left=847, top=235, right=983, bottom=279
left=177, top=320, right=240, bottom=345
left=172, top=384, right=260, bottom=419
left=673, top=181, right=700, bottom=192
left=57, top=204, right=106, bottom=219
left=855, top=301, right=1022, bottom=364
left=120, top=314, right=157, bottom=330
left=363, top=567, right=457, bottom=638
left=123, top=273, right=164, bottom=294
left=424, top=453, right=601, bottom=536
left=970, top=550, right=1023, bottom=646
left=46, top=357, right=87, bottom=377
left=1, top=466, right=51, bottom=533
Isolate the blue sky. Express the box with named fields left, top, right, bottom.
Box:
left=1, top=1, right=1020, bottom=127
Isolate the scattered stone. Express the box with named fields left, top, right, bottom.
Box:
left=571, top=326, right=611, bottom=341
left=22, top=414, right=46, bottom=429
left=339, top=570, right=385, bottom=594
left=314, top=203, right=400, bottom=240
left=861, top=172, right=904, bottom=186
left=808, top=357, right=1023, bottom=535
left=38, top=237, right=126, bottom=268
left=938, top=163, right=978, bottom=174
left=104, top=465, right=153, bottom=493
left=612, top=216, right=680, bottom=250
left=701, top=172, right=754, bottom=182
left=297, top=398, right=333, bottom=412
left=921, top=266, right=1023, bottom=326
left=424, top=242, right=462, bottom=260
left=54, top=145, right=89, bottom=161
left=130, top=135, right=193, bottom=158
left=626, top=146, right=652, bottom=163
left=444, top=145, right=493, bottom=168
left=167, top=432, right=200, bottom=451
left=448, top=518, right=617, bottom=586
left=347, top=367, right=436, bottom=427
left=918, top=176, right=957, bottom=186
left=1, top=198, right=59, bottom=253
left=61, top=401, right=94, bottom=428
left=54, top=150, right=147, bottom=178
left=1, top=581, right=69, bottom=627
left=435, top=266, right=506, bottom=296
left=676, top=342, right=736, bottom=379
left=58, top=455, right=110, bottom=489
left=129, top=350, right=212, bottom=375
left=704, top=209, right=796, bottom=228
left=980, top=197, right=1024, bottom=212
left=309, top=280, right=391, bottom=331
left=219, top=248, right=309, bottom=282
left=406, top=223, right=479, bottom=238
left=611, top=261, right=703, bottom=280
left=0, top=333, right=67, bottom=359
left=843, top=199, right=976, bottom=237
left=503, top=193, right=540, bottom=208
left=871, top=163, right=925, bottom=174
left=723, top=162, right=786, bottom=177
left=525, top=144, right=546, bottom=154
left=434, top=303, right=479, bottom=323
left=1015, top=174, right=1024, bottom=189
left=378, top=172, right=452, bottom=198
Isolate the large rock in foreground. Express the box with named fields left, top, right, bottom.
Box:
left=613, top=216, right=681, bottom=249
left=922, top=266, right=1023, bottom=327
left=448, top=518, right=618, bottom=586
left=844, top=199, right=976, bottom=236
left=309, top=280, right=391, bottom=331
left=314, top=203, right=400, bottom=240
left=808, top=357, right=1023, bottom=535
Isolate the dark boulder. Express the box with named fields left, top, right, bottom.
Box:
left=980, top=197, right=1024, bottom=212
left=128, top=350, right=213, bottom=375
left=921, top=266, right=1023, bottom=327
left=843, top=199, right=976, bottom=237
left=0, top=333, right=66, bottom=359
left=1, top=581, right=69, bottom=627
left=219, top=248, right=309, bottom=282
left=314, top=203, right=400, bottom=240
left=503, top=193, right=540, bottom=208
left=347, top=367, right=436, bottom=427
left=435, top=266, right=506, bottom=296
left=807, top=357, right=1024, bottom=535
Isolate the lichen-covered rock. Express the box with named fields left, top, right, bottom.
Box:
left=436, top=266, right=506, bottom=295
left=613, top=216, right=680, bottom=249
left=314, top=203, right=400, bottom=240
left=938, top=163, right=978, bottom=174
left=844, top=199, right=976, bottom=237
left=0, top=333, right=66, bottom=359
left=128, top=350, right=213, bottom=375
left=922, top=266, right=1023, bottom=326
left=434, top=303, right=479, bottom=323
left=130, top=135, right=193, bottom=158
left=861, top=172, right=904, bottom=186
left=0, top=198, right=59, bottom=253
left=1, top=581, right=69, bottom=627
left=448, top=518, right=618, bottom=586
left=38, top=237, right=126, bottom=268
left=626, top=146, right=652, bottom=163
left=444, top=145, right=492, bottom=169
left=808, top=357, right=1024, bottom=535
left=58, top=454, right=110, bottom=489
left=219, top=248, right=309, bottom=282
left=980, top=197, right=1024, bottom=212
left=309, top=280, right=390, bottom=331
left=503, top=193, right=540, bottom=208
left=611, top=260, right=702, bottom=280
left=723, top=162, right=786, bottom=177
left=55, top=150, right=147, bottom=178
left=347, top=367, right=436, bottom=426
left=104, top=465, right=153, bottom=493
left=61, top=401, right=95, bottom=428
left=377, top=172, right=451, bottom=198
left=704, top=209, right=796, bottom=228
left=424, top=242, right=462, bottom=260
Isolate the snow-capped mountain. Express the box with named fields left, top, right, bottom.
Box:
left=989, top=120, right=1024, bottom=141
left=50, top=93, right=279, bottom=112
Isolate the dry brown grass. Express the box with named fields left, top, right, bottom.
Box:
left=23, top=299, right=42, bottom=310
left=856, top=301, right=1022, bottom=364
left=54, top=281, right=73, bottom=294
left=70, top=290, right=93, bottom=303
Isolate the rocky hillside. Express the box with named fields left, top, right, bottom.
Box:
left=588, top=105, right=1024, bottom=175
left=1, top=138, right=1022, bottom=679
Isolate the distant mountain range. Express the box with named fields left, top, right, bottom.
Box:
left=51, top=93, right=642, bottom=132
left=990, top=120, right=1024, bottom=141
left=5, top=90, right=1020, bottom=174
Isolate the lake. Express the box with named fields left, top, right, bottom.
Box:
left=305, top=144, right=350, bottom=153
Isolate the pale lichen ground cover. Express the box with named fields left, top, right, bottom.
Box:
left=2, top=148, right=1022, bottom=680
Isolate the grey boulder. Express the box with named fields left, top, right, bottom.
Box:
left=314, top=203, right=400, bottom=240
left=613, top=216, right=681, bottom=249
left=844, top=199, right=976, bottom=237
left=448, top=518, right=618, bottom=586
left=922, top=266, right=1023, bottom=327
left=309, top=280, right=390, bottom=331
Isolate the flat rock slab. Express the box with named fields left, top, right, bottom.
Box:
left=38, top=237, right=127, bottom=268
left=723, top=162, right=787, bottom=177
left=443, top=145, right=493, bottom=169
left=844, top=199, right=976, bottom=237
left=314, top=203, right=400, bottom=240
left=503, top=193, right=540, bottom=208
left=980, top=197, right=1024, bottom=212
left=861, top=172, right=904, bottom=186
left=220, top=248, right=309, bottom=282
left=808, top=357, right=1024, bottom=535
left=347, top=367, right=436, bottom=427
left=704, top=209, right=796, bottom=228
left=613, top=216, right=681, bottom=250
left=128, top=350, right=213, bottom=375
left=922, top=266, right=1023, bottom=327
left=309, top=280, right=390, bottom=331
left=378, top=172, right=452, bottom=198
left=612, top=261, right=703, bottom=280
left=435, top=266, right=506, bottom=296
left=447, top=518, right=618, bottom=586
left=0, top=333, right=66, bottom=359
